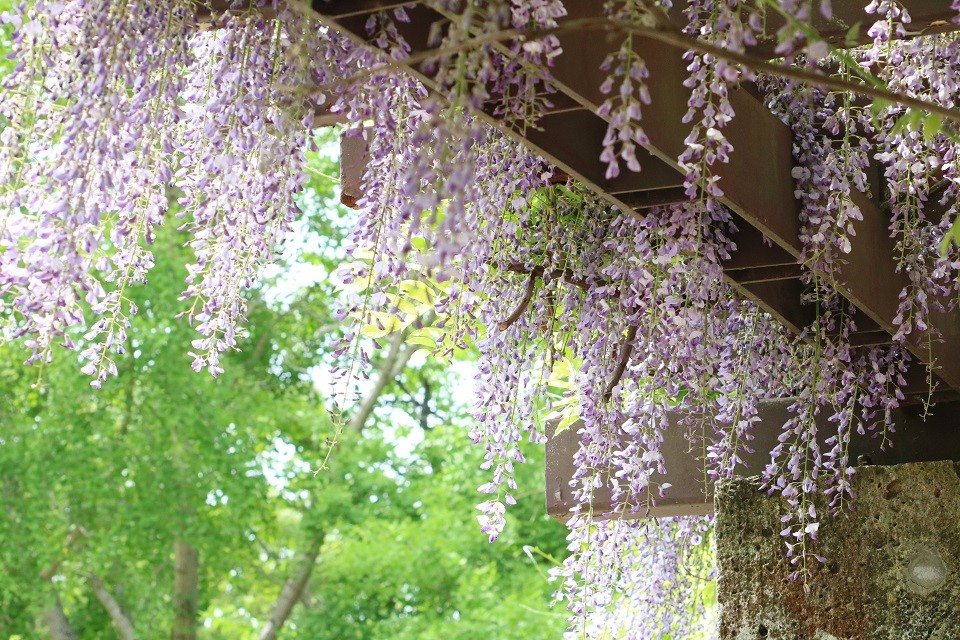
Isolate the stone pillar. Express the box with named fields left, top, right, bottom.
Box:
left=715, top=461, right=960, bottom=640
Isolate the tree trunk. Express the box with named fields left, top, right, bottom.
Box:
left=348, top=329, right=417, bottom=434
left=42, top=591, right=77, bottom=640
left=257, top=319, right=422, bottom=638
left=38, top=527, right=86, bottom=640
left=171, top=539, right=199, bottom=640
left=88, top=573, right=136, bottom=640
left=258, top=534, right=324, bottom=640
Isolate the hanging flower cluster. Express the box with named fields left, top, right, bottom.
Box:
left=597, top=0, right=654, bottom=179
left=175, top=9, right=318, bottom=376
left=860, top=5, right=960, bottom=347
left=554, top=517, right=715, bottom=639
left=1, top=1, right=195, bottom=378
left=679, top=0, right=759, bottom=197
left=0, top=1, right=347, bottom=383
left=757, top=72, right=916, bottom=580
left=5, top=1, right=960, bottom=638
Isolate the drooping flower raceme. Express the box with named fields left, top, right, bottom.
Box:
left=555, top=517, right=715, bottom=640
left=175, top=9, right=315, bottom=377
left=4, top=1, right=960, bottom=638
left=1, top=2, right=318, bottom=383
left=0, top=1, right=194, bottom=383
left=679, top=0, right=760, bottom=197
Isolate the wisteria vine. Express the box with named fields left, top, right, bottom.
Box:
left=4, top=1, right=960, bottom=638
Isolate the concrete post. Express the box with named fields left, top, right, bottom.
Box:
left=715, top=461, right=960, bottom=640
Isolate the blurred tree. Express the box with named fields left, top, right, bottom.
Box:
left=0, top=132, right=567, bottom=639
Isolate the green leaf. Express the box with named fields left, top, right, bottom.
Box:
left=405, top=335, right=437, bottom=351
left=941, top=217, right=960, bottom=254
left=357, top=311, right=404, bottom=338
left=394, top=297, right=422, bottom=317
left=404, top=326, right=443, bottom=352
left=870, top=98, right=892, bottom=119
left=844, top=22, right=862, bottom=47
left=398, top=280, right=435, bottom=307
left=553, top=411, right=580, bottom=436
left=890, top=109, right=925, bottom=136
left=923, top=114, right=943, bottom=142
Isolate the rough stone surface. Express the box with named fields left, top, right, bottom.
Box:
left=716, top=461, right=960, bottom=640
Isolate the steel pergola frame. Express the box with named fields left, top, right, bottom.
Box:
left=312, top=0, right=960, bottom=519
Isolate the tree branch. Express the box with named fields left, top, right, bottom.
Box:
left=498, top=272, right=538, bottom=330
left=258, top=534, right=324, bottom=640
left=260, top=313, right=434, bottom=639
left=497, top=263, right=599, bottom=329
left=499, top=266, right=636, bottom=400
left=504, top=263, right=592, bottom=291
left=39, top=525, right=88, bottom=582
left=419, top=374, right=432, bottom=431
left=348, top=315, right=431, bottom=433
left=604, top=325, right=639, bottom=402
left=313, top=16, right=960, bottom=125
left=172, top=539, right=199, bottom=640
left=42, top=592, right=78, bottom=640
left=86, top=573, right=136, bottom=640
left=38, top=527, right=87, bottom=640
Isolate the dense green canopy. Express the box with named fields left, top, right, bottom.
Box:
left=0, top=128, right=567, bottom=638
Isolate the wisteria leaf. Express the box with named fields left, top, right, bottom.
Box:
left=552, top=411, right=580, bottom=437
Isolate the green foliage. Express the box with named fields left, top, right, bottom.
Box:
left=0, top=219, right=322, bottom=636
left=289, top=418, right=567, bottom=640
left=0, top=131, right=567, bottom=638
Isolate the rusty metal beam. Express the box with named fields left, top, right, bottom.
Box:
left=722, top=224, right=796, bottom=270
left=311, top=0, right=960, bottom=50
left=741, top=0, right=959, bottom=58
left=318, top=0, right=960, bottom=394
left=524, top=109, right=685, bottom=196
left=546, top=2, right=960, bottom=392
left=545, top=399, right=960, bottom=521
left=324, top=4, right=686, bottom=197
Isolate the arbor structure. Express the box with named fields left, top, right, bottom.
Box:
left=5, top=1, right=960, bottom=638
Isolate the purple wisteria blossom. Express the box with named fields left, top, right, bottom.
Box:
left=4, top=1, right=960, bottom=636
left=175, top=8, right=315, bottom=377
left=679, top=0, right=760, bottom=197
left=1, top=1, right=194, bottom=385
